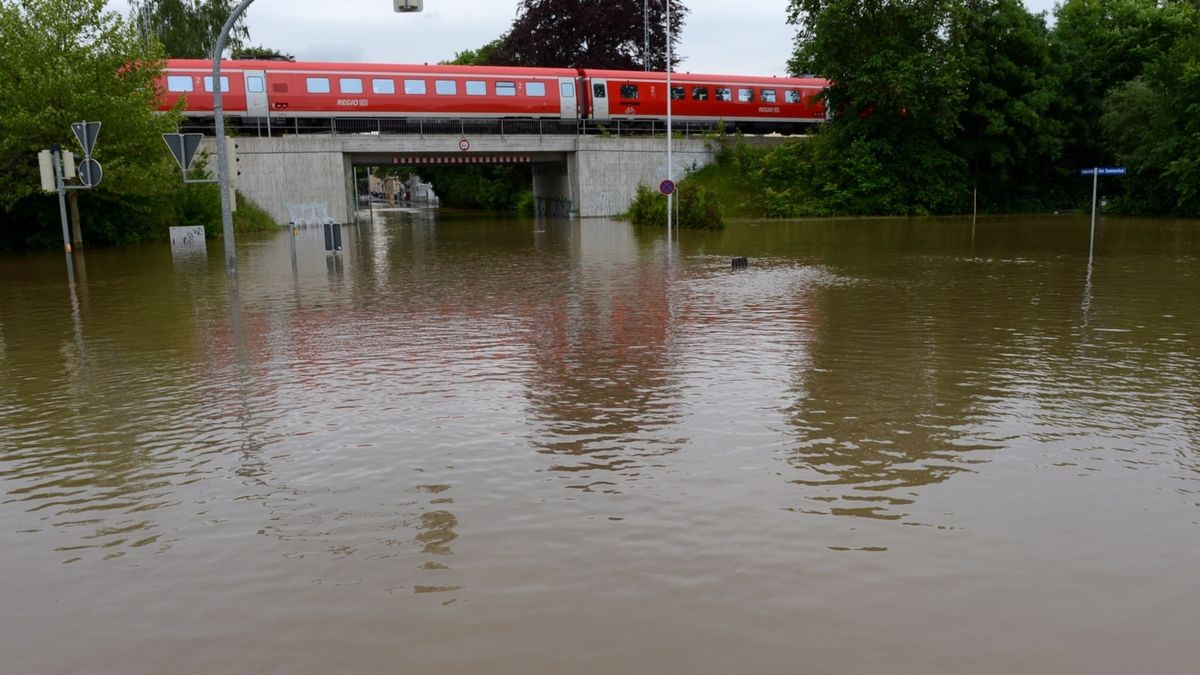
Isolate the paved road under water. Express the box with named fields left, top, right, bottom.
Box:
left=1, top=213, right=1199, bottom=673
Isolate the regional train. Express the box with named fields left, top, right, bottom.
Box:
left=158, top=59, right=828, bottom=134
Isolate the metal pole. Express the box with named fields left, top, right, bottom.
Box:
left=1089, top=167, right=1098, bottom=258
left=212, top=0, right=256, bottom=278
left=52, top=146, right=72, bottom=254
left=666, top=0, right=673, bottom=239
left=644, top=0, right=650, bottom=70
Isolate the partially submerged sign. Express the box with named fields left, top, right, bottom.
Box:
left=169, top=226, right=206, bottom=253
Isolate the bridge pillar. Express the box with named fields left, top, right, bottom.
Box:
left=572, top=137, right=714, bottom=218
left=207, top=137, right=351, bottom=226
left=532, top=161, right=573, bottom=217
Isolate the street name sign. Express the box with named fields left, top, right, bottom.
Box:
left=1080, top=167, right=1127, bottom=176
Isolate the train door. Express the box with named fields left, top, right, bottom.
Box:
left=591, top=79, right=610, bottom=120
left=557, top=77, right=578, bottom=119
left=243, top=69, right=268, bottom=117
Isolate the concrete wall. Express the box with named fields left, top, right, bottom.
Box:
left=571, top=137, right=715, bottom=217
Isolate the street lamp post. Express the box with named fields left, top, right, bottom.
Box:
left=211, top=0, right=255, bottom=278
left=665, top=0, right=673, bottom=239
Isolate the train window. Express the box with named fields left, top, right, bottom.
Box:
left=166, top=76, right=193, bottom=93
left=372, top=79, right=395, bottom=95
left=715, top=88, right=731, bottom=102
left=306, top=77, right=330, bottom=94
left=404, top=79, right=427, bottom=95
left=527, top=82, right=546, bottom=97
left=203, top=76, right=230, bottom=93
left=670, top=87, right=685, bottom=100
left=435, top=80, right=457, bottom=95
left=247, top=76, right=264, bottom=93
left=592, top=83, right=606, bottom=99
left=761, top=89, right=777, bottom=103
left=496, top=81, right=517, bottom=97
left=738, top=88, right=754, bottom=102
left=466, top=80, right=486, bottom=96
left=561, top=82, right=575, bottom=98
left=619, top=84, right=639, bottom=99
left=340, top=78, right=363, bottom=94
left=785, top=90, right=801, bottom=104
left=691, top=87, right=708, bottom=101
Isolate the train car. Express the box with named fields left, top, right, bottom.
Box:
left=580, top=69, right=826, bottom=133
left=160, top=59, right=581, bottom=127
left=157, top=59, right=827, bottom=133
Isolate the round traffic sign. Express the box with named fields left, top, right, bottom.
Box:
left=659, top=179, right=675, bottom=195
left=458, top=138, right=470, bottom=152
left=79, top=158, right=103, bottom=188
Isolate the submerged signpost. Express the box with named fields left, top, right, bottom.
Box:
left=38, top=120, right=102, bottom=263
left=1080, top=166, right=1126, bottom=257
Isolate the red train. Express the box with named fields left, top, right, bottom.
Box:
left=159, top=59, right=828, bottom=134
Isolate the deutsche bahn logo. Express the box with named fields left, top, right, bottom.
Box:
left=393, top=155, right=532, bottom=165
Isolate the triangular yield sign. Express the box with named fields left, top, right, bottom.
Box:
left=162, top=133, right=204, bottom=171
left=72, top=121, right=101, bottom=156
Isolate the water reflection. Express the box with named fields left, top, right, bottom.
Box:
left=521, top=223, right=682, bottom=492
left=4, top=214, right=1200, bottom=674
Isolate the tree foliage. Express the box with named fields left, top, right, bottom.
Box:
left=784, top=0, right=1200, bottom=216
left=233, top=45, right=294, bottom=61
left=442, top=39, right=506, bottom=66
left=131, top=0, right=249, bottom=58
left=0, top=0, right=185, bottom=248
left=494, top=0, right=687, bottom=69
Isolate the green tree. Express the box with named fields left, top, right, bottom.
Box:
left=233, top=45, right=294, bottom=61
left=442, top=39, right=507, bottom=66
left=951, top=0, right=1064, bottom=210
left=0, top=0, right=183, bottom=248
left=131, top=0, right=249, bottom=58
left=1051, top=0, right=1196, bottom=170
left=496, top=0, right=687, bottom=69
left=1101, top=29, right=1200, bottom=215
left=787, top=0, right=969, bottom=214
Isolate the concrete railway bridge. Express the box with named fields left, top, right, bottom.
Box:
left=211, top=127, right=724, bottom=225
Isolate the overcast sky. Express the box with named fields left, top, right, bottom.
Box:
left=106, top=0, right=1061, bottom=77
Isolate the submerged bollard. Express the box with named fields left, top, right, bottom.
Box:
left=323, top=222, right=343, bottom=253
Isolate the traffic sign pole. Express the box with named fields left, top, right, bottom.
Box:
left=53, top=146, right=72, bottom=255
left=1081, top=166, right=1125, bottom=257
left=1090, top=168, right=1099, bottom=258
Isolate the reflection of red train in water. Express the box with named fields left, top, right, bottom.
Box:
left=158, top=59, right=828, bottom=134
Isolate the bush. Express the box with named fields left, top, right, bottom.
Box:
left=626, top=181, right=724, bottom=230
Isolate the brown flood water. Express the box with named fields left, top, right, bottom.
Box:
left=1, top=213, right=1199, bottom=674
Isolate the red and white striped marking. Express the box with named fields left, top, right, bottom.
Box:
left=392, top=155, right=532, bottom=165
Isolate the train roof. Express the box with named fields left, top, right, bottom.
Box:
left=163, top=60, right=827, bottom=86
left=165, top=59, right=578, bottom=78
left=579, top=69, right=827, bottom=86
